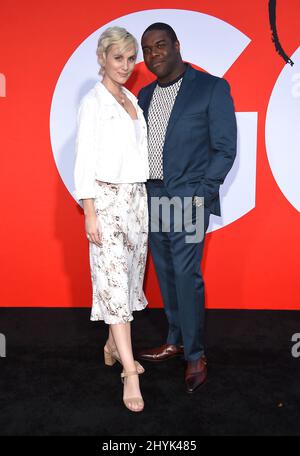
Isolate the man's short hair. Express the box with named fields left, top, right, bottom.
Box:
left=142, top=22, right=178, bottom=43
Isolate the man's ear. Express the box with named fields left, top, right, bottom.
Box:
left=175, top=40, right=180, bottom=53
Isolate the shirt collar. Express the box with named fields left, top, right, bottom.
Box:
left=157, top=63, right=188, bottom=88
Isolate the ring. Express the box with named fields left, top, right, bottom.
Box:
left=87, top=234, right=90, bottom=240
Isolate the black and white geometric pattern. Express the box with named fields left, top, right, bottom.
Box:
left=147, top=78, right=183, bottom=179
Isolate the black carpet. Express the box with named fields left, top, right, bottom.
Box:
left=0, top=308, right=300, bottom=436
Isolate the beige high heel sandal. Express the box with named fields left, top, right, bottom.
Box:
left=121, top=370, right=144, bottom=412
left=103, top=342, right=145, bottom=374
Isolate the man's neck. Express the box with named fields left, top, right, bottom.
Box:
left=157, top=61, right=187, bottom=85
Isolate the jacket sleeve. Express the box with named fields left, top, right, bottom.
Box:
left=137, top=87, right=144, bottom=107
left=203, top=78, right=237, bottom=203
left=73, top=96, right=98, bottom=200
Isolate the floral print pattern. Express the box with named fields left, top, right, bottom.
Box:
left=89, top=181, right=148, bottom=324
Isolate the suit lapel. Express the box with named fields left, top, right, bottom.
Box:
left=164, top=65, right=197, bottom=144
left=142, top=82, right=157, bottom=122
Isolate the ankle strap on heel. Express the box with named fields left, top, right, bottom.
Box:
left=121, top=370, right=139, bottom=380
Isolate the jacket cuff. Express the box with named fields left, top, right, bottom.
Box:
left=73, top=189, right=96, bottom=201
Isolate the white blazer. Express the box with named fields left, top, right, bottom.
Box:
left=74, top=81, right=149, bottom=200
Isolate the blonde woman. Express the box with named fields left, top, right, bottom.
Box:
left=74, top=27, right=149, bottom=412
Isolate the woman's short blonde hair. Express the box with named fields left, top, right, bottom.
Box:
left=96, top=26, right=138, bottom=75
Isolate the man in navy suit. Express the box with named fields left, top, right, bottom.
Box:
left=137, top=23, right=237, bottom=392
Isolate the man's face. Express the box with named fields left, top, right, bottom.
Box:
left=141, top=29, right=180, bottom=80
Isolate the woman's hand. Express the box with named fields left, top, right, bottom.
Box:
left=82, top=199, right=102, bottom=246
left=85, top=213, right=102, bottom=246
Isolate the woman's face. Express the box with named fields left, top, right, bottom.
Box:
left=102, top=43, right=137, bottom=85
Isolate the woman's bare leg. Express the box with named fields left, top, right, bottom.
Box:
left=107, top=326, right=116, bottom=349
left=106, top=325, right=144, bottom=374
left=110, top=322, right=143, bottom=411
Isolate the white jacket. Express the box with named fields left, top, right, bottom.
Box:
left=74, top=81, right=149, bottom=200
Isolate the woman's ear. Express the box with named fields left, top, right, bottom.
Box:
left=98, top=52, right=106, bottom=71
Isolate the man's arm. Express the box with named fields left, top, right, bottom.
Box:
left=203, top=78, right=237, bottom=203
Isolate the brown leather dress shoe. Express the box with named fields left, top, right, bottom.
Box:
left=185, top=355, right=207, bottom=393
left=137, top=344, right=184, bottom=362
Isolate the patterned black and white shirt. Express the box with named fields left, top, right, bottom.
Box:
left=147, top=74, right=184, bottom=179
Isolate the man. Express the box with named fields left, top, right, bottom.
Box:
left=137, top=23, right=237, bottom=393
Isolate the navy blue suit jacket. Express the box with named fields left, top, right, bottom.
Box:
left=138, top=65, right=237, bottom=216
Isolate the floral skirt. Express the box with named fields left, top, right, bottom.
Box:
left=89, top=181, right=148, bottom=324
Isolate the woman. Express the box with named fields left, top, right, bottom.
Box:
left=74, top=27, right=149, bottom=412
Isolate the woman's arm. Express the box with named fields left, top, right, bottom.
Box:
left=82, top=199, right=102, bottom=247
left=74, top=95, right=102, bottom=246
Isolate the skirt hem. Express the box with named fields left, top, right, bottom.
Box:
left=90, top=301, right=148, bottom=324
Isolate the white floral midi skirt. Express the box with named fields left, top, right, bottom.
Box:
left=89, top=181, right=148, bottom=324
